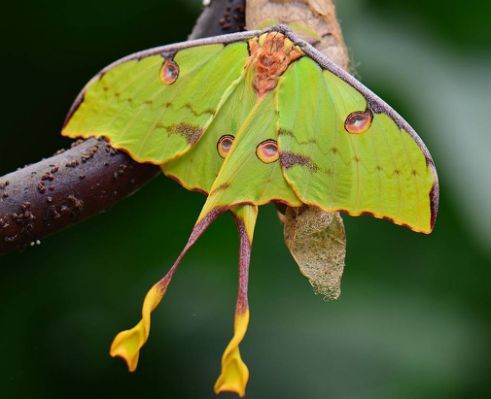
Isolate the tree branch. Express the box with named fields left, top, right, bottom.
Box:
left=0, top=0, right=245, bottom=254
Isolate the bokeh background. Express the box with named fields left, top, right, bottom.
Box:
left=1, top=0, right=489, bottom=398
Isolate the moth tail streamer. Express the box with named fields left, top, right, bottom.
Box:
left=110, top=207, right=224, bottom=371
left=214, top=205, right=258, bottom=397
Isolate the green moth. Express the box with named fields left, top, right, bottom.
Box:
left=62, top=25, right=439, bottom=396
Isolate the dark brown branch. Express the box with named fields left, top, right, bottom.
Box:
left=190, top=0, right=245, bottom=38
left=0, top=139, right=156, bottom=253
left=0, top=0, right=245, bottom=255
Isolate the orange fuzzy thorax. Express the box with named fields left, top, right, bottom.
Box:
left=248, top=32, right=303, bottom=97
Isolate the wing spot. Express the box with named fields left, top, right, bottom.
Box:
left=166, top=123, right=203, bottom=144
left=161, top=59, right=179, bottom=85
left=217, top=135, right=235, bottom=158
left=345, top=110, right=373, bottom=134
left=257, top=140, right=279, bottom=164
left=331, top=147, right=338, bottom=154
left=279, top=151, right=319, bottom=171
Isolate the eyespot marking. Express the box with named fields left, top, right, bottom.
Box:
left=161, top=59, right=179, bottom=85
left=256, top=139, right=279, bottom=164
left=345, top=110, right=373, bottom=134
left=217, top=135, right=235, bottom=158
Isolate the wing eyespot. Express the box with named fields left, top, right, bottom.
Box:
left=217, top=135, right=235, bottom=158
left=161, top=59, right=180, bottom=85
left=256, top=139, right=279, bottom=163
left=345, top=110, right=373, bottom=134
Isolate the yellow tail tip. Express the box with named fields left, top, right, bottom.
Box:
left=214, top=360, right=249, bottom=397
left=110, top=324, right=146, bottom=372
left=214, top=309, right=250, bottom=397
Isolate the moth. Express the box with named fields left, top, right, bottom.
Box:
left=63, top=25, right=439, bottom=397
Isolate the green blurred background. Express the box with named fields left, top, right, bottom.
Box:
left=1, top=0, right=490, bottom=398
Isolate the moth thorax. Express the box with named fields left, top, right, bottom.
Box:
left=248, top=32, right=303, bottom=97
